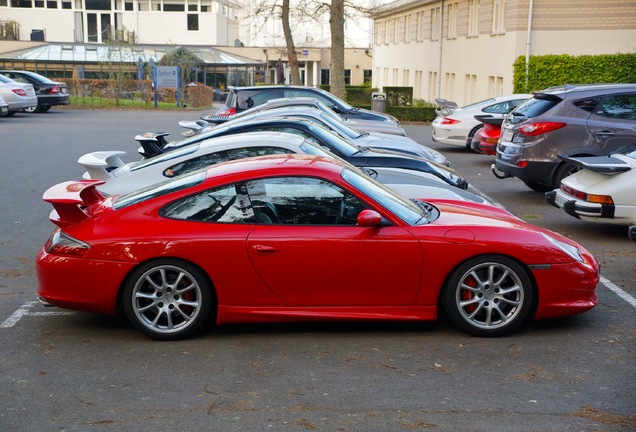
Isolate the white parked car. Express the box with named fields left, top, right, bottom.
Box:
left=545, top=148, right=636, bottom=229
left=432, top=94, right=531, bottom=147
left=0, top=94, right=9, bottom=116
left=80, top=132, right=488, bottom=203
left=0, top=75, right=37, bottom=115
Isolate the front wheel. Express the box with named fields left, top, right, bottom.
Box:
left=122, top=260, right=214, bottom=340
left=443, top=255, right=533, bottom=337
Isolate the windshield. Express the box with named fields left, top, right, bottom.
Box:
left=114, top=171, right=206, bottom=209
left=305, top=122, right=360, bottom=156
left=342, top=167, right=429, bottom=225
left=313, top=112, right=362, bottom=139
left=130, top=144, right=201, bottom=171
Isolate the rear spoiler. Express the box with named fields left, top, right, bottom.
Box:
left=179, top=119, right=209, bottom=137
left=435, top=98, right=458, bottom=117
left=43, top=180, right=106, bottom=228
left=200, top=113, right=232, bottom=125
left=135, top=132, right=171, bottom=158
left=558, top=155, right=631, bottom=174
left=474, top=114, right=504, bottom=126
left=78, top=151, right=126, bottom=180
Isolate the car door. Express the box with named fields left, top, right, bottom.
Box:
left=587, top=92, right=636, bottom=153
left=245, top=176, right=423, bottom=306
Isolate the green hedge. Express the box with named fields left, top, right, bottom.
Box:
left=513, top=53, right=636, bottom=93
left=354, top=104, right=437, bottom=122
left=384, top=86, right=413, bottom=106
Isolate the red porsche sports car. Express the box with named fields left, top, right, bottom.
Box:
left=36, top=155, right=600, bottom=340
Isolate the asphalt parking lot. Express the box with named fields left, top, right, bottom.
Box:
left=0, top=109, right=634, bottom=431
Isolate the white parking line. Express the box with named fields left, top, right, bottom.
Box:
left=0, top=300, right=74, bottom=328
left=600, top=276, right=636, bottom=308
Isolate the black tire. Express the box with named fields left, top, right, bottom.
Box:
left=522, top=180, right=553, bottom=193
left=553, top=161, right=581, bottom=188
left=443, top=255, right=533, bottom=337
left=465, top=125, right=483, bottom=147
left=122, top=259, right=215, bottom=340
left=24, top=103, right=38, bottom=113
left=38, top=106, right=51, bottom=113
left=5, top=111, right=16, bottom=117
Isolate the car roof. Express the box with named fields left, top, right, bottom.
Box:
left=229, top=85, right=327, bottom=92
left=538, top=83, right=636, bottom=96
left=201, top=153, right=344, bottom=182
left=199, top=130, right=306, bottom=149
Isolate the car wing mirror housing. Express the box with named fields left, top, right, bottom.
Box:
left=357, top=209, right=385, bottom=227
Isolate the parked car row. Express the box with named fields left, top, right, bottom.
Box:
left=0, top=70, right=70, bottom=115
left=35, top=89, right=600, bottom=341
left=433, top=83, right=636, bottom=236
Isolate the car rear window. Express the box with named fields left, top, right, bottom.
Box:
left=236, top=89, right=282, bottom=110
left=512, top=95, right=561, bottom=118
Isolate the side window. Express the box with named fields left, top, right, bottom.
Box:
left=237, top=89, right=281, bottom=109
left=163, top=152, right=227, bottom=178
left=245, top=176, right=366, bottom=225
left=161, top=184, right=255, bottom=223
left=483, top=101, right=516, bottom=114
left=226, top=146, right=294, bottom=160
left=284, top=89, right=337, bottom=110
left=597, top=94, right=636, bottom=120
left=573, top=97, right=601, bottom=112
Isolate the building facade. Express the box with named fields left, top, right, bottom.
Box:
left=372, top=0, right=636, bottom=106
left=0, top=0, right=240, bottom=45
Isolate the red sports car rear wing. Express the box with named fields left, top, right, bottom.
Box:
left=43, top=180, right=106, bottom=228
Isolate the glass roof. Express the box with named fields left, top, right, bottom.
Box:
left=5, top=43, right=262, bottom=65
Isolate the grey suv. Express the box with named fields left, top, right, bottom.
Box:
left=493, top=83, right=636, bottom=191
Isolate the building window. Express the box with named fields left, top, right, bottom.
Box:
left=86, top=0, right=112, bottom=10
left=468, top=0, right=480, bottom=37
left=404, top=13, right=410, bottom=43
left=492, top=0, right=506, bottom=34
left=445, top=73, right=456, bottom=100
left=11, top=0, right=33, bottom=7
left=428, top=71, right=437, bottom=101
left=447, top=2, right=458, bottom=39
left=34, top=0, right=43, bottom=7
left=416, top=11, right=424, bottom=42
left=464, top=74, right=477, bottom=103
left=47, top=0, right=57, bottom=7
left=125, top=1, right=132, bottom=10
left=430, top=7, right=440, bottom=41
left=187, top=14, right=199, bottom=31
left=363, top=69, right=372, bottom=85
left=62, top=0, right=71, bottom=8
left=344, top=69, right=351, bottom=85
left=164, top=0, right=186, bottom=11
left=321, top=69, right=330, bottom=85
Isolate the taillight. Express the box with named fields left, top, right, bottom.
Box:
left=440, top=118, right=460, bottom=125
left=45, top=230, right=90, bottom=257
left=50, top=85, right=61, bottom=94
left=561, top=184, right=614, bottom=204
left=12, top=89, right=27, bottom=96
left=217, top=107, right=236, bottom=116
left=519, top=122, right=567, bottom=136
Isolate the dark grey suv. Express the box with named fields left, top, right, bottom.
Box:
left=215, top=85, right=400, bottom=125
left=493, top=83, right=636, bottom=191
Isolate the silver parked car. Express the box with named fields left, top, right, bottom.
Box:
left=0, top=75, right=37, bottom=115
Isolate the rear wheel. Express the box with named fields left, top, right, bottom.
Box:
left=443, top=255, right=533, bottom=337
left=38, top=106, right=51, bottom=113
left=24, top=104, right=38, bottom=113
left=122, top=259, right=215, bottom=340
left=553, top=161, right=581, bottom=188
left=465, top=125, right=483, bottom=148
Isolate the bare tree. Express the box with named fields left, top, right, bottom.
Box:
left=329, top=0, right=346, bottom=99
left=282, top=0, right=301, bottom=84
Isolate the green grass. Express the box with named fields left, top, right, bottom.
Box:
left=68, top=95, right=182, bottom=109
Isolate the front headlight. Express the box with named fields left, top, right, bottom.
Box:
left=542, top=233, right=583, bottom=263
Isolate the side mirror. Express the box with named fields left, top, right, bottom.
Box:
left=629, top=226, right=636, bottom=243
left=357, top=209, right=383, bottom=227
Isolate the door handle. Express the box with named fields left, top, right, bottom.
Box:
left=252, top=244, right=278, bottom=253
left=595, top=130, right=615, bottom=137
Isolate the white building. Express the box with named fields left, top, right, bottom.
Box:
left=0, top=0, right=240, bottom=45
left=372, top=0, right=636, bottom=106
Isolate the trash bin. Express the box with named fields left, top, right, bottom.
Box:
left=371, top=92, right=386, bottom=113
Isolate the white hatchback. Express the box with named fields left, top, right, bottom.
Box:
left=432, top=94, right=531, bottom=147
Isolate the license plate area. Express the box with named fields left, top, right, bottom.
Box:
left=501, top=129, right=514, bottom=142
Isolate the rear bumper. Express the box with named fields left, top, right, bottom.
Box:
left=546, top=190, right=616, bottom=220
left=494, top=158, right=558, bottom=186
left=38, top=94, right=70, bottom=107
